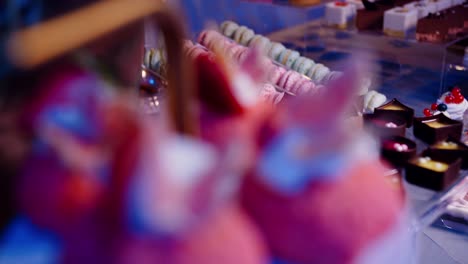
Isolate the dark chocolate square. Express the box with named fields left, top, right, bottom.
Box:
left=426, top=137, right=468, bottom=169
left=364, top=113, right=407, bottom=138
left=381, top=136, right=417, bottom=167
left=374, top=99, right=414, bottom=127
left=413, top=114, right=463, bottom=144
left=405, top=151, right=461, bottom=191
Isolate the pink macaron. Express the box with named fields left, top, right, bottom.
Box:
left=266, top=64, right=286, bottom=85
left=260, top=83, right=285, bottom=105
left=290, top=78, right=312, bottom=95
left=282, top=71, right=302, bottom=93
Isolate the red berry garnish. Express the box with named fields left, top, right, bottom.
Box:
left=454, top=95, right=464, bottom=104
left=452, top=87, right=461, bottom=95
left=431, top=103, right=438, bottom=110
left=445, top=95, right=455, bottom=103
left=423, top=108, right=432, bottom=116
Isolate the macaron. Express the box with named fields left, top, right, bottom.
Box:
left=278, top=49, right=300, bottom=69
left=260, top=83, right=285, bottom=105
left=249, top=35, right=272, bottom=54
left=221, top=21, right=239, bottom=38
left=183, top=40, right=195, bottom=54
left=321, top=71, right=342, bottom=84
left=239, top=28, right=255, bottom=46
left=234, top=46, right=249, bottom=62
left=198, top=30, right=219, bottom=48
left=290, top=77, right=310, bottom=95
left=286, top=72, right=305, bottom=93
left=280, top=71, right=302, bottom=93
left=233, top=26, right=248, bottom=44
left=268, top=42, right=286, bottom=61
left=144, top=49, right=153, bottom=68
left=277, top=70, right=293, bottom=91
left=301, top=81, right=319, bottom=95
left=150, top=49, right=163, bottom=69
left=314, top=65, right=331, bottom=83
left=291, top=56, right=307, bottom=72
left=267, top=64, right=287, bottom=85
left=306, top=63, right=330, bottom=83
left=188, top=46, right=208, bottom=59
left=296, top=58, right=315, bottom=75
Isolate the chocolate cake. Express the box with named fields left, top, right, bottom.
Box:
left=416, top=12, right=450, bottom=42
left=416, top=5, right=468, bottom=43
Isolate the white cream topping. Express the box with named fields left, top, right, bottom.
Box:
left=432, top=110, right=451, bottom=119
left=363, top=90, right=387, bottom=113
left=437, top=92, right=468, bottom=121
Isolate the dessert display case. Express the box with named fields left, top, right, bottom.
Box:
left=1, top=0, right=468, bottom=264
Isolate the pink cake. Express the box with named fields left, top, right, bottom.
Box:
left=17, top=56, right=269, bottom=263
left=241, top=160, right=403, bottom=264
left=116, top=206, right=267, bottom=264
left=240, top=64, right=406, bottom=264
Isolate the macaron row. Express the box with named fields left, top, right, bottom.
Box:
left=143, top=40, right=286, bottom=105
left=220, top=20, right=338, bottom=85
left=143, top=48, right=166, bottom=75
left=184, top=40, right=287, bottom=105
left=198, top=30, right=323, bottom=96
